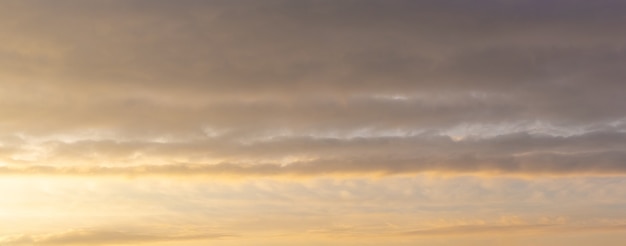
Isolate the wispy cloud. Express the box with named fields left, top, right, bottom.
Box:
left=0, top=229, right=232, bottom=246
left=2, top=131, right=625, bottom=176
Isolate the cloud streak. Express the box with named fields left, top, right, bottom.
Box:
left=2, top=131, right=625, bottom=176
left=0, top=229, right=232, bottom=246
left=2, top=150, right=625, bottom=177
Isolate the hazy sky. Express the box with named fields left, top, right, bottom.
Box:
left=1, top=0, right=626, bottom=245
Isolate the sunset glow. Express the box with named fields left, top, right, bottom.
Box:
left=1, top=1, right=626, bottom=245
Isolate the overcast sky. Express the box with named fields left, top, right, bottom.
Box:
left=1, top=1, right=626, bottom=245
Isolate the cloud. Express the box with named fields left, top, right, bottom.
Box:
left=2, top=2, right=626, bottom=246
left=0, top=229, right=232, bottom=246
left=0, top=0, right=625, bottom=177
left=1, top=150, right=625, bottom=177
left=401, top=224, right=554, bottom=236
left=2, top=131, right=625, bottom=176
left=400, top=223, right=626, bottom=237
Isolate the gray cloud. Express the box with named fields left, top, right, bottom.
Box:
left=0, top=0, right=625, bottom=176
left=2, top=130, right=626, bottom=176
left=2, top=151, right=625, bottom=177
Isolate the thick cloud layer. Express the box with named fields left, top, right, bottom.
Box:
left=1, top=0, right=625, bottom=176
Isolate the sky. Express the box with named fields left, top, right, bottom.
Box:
left=1, top=0, right=626, bottom=245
